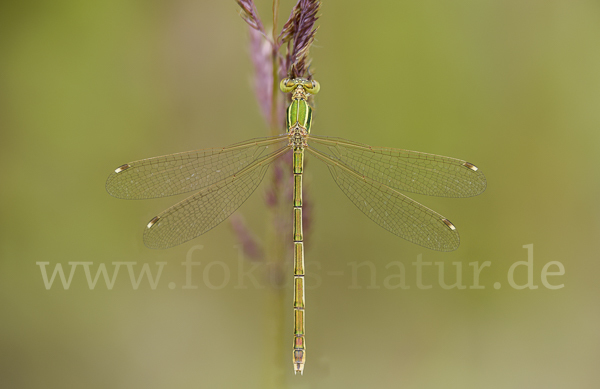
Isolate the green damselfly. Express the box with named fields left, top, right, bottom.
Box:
left=106, top=78, right=486, bottom=374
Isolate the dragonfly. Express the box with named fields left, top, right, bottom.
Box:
left=106, top=77, right=486, bottom=374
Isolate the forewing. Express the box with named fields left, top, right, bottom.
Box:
left=144, top=147, right=290, bottom=249
left=308, top=135, right=486, bottom=198
left=308, top=148, right=460, bottom=251
left=106, top=136, right=288, bottom=199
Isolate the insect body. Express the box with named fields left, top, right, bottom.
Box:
left=106, top=78, right=486, bottom=374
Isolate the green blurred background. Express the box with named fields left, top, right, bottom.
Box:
left=1, top=0, right=599, bottom=388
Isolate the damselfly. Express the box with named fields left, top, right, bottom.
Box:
left=106, top=78, right=486, bottom=374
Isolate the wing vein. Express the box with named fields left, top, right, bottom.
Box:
left=307, top=146, right=460, bottom=251
left=308, top=135, right=486, bottom=198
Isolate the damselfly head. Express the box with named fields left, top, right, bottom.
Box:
left=280, top=78, right=320, bottom=95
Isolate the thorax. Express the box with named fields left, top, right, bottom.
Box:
left=286, top=86, right=313, bottom=150
left=287, top=98, right=312, bottom=132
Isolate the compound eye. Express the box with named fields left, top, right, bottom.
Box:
left=280, top=78, right=296, bottom=93
left=306, top=80, right=320, bottom=94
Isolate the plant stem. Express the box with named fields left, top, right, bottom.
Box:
left=270, top=0, right=280, bottom=135
left=262, top=216, right=287, bottom=388
left=263, top=2, right=287, bottom=387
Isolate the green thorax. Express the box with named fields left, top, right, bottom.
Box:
left=286, top=86, right=313, bottom=134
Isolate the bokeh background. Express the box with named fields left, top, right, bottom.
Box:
left=1, top=0, right=599, bottom=388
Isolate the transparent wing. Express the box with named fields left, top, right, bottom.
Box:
left=307, top=147, right=460, bottom=251
left=144, top=147, right=290, bottom=249
left=308, top=135, right=486, bottom=198
left=106, top=135, right=289, bottom=199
